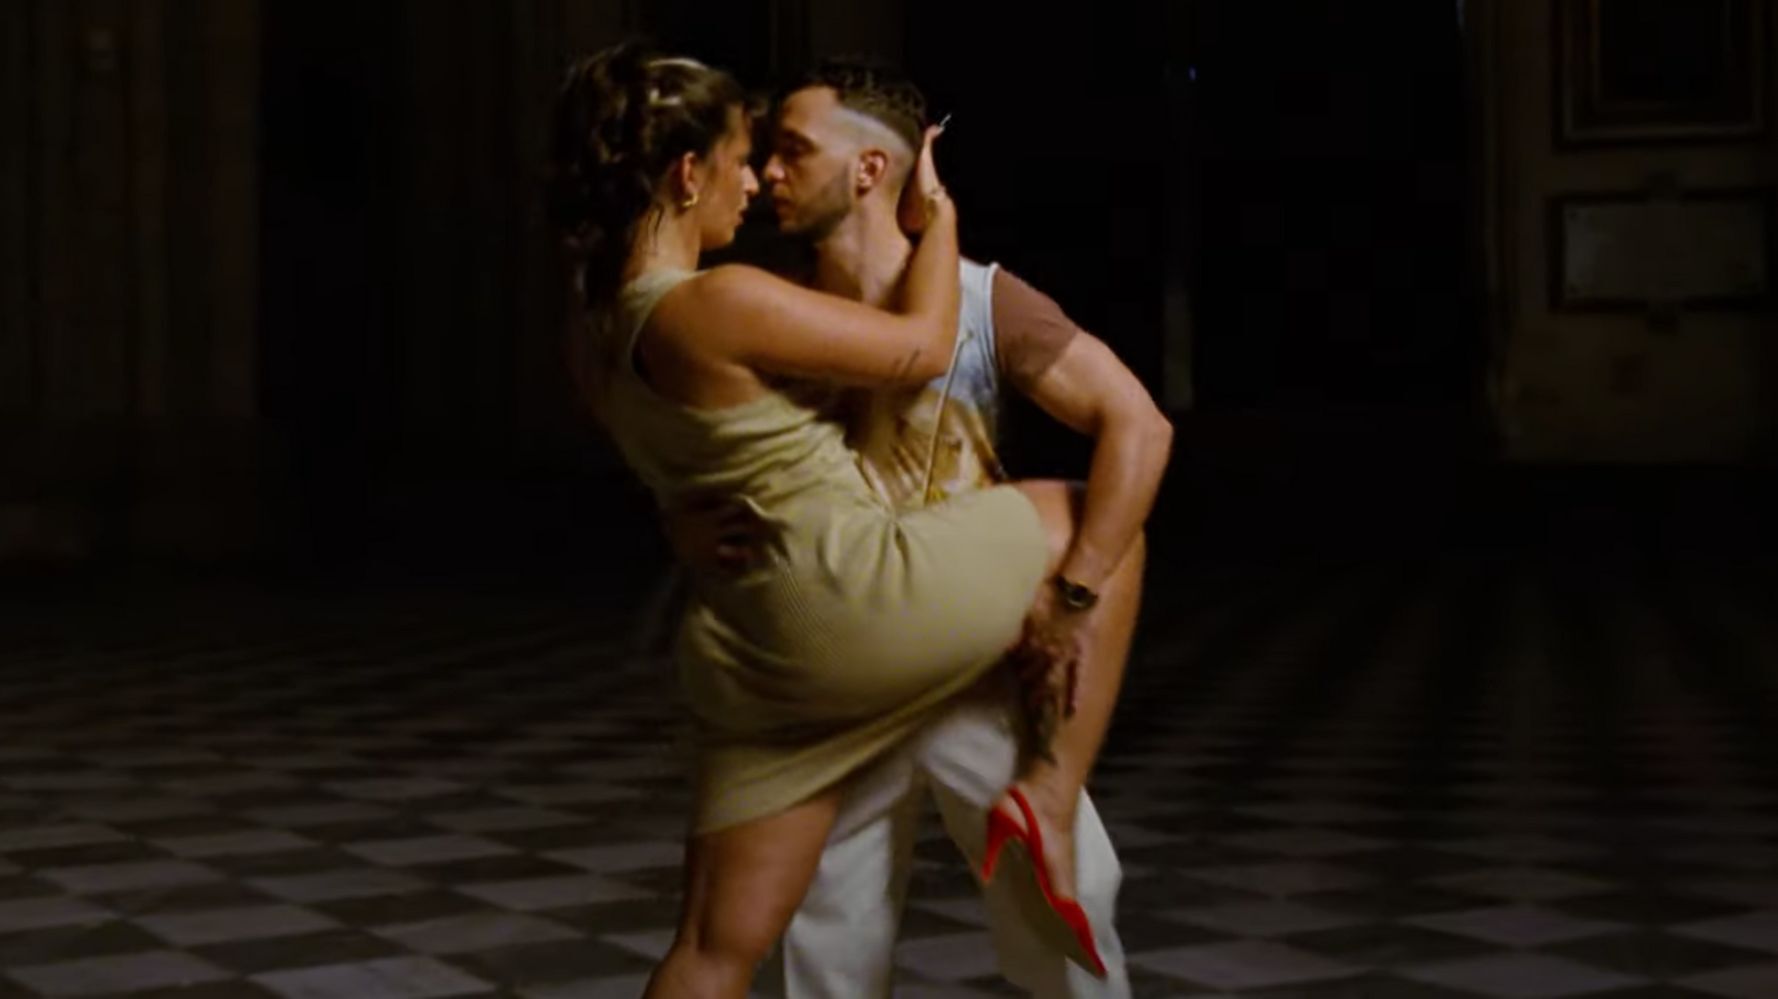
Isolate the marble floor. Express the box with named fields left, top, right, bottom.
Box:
left=0, top=545, right=1774, bottom=997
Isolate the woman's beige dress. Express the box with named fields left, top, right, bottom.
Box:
left=596, top=269, right=1048, bottom=833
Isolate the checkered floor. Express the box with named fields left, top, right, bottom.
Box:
left=0, top=548, right=1775, bottom=997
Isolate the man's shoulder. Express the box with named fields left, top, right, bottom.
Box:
left=982, top=265, right=1082, bottom=387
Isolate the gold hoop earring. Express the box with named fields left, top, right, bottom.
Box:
left=679, top=192, right=700, bottom=210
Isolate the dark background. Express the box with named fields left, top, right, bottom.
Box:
left=251, top=0, right=1485, bottom=579
left=3, top=8, right=1777, bottom=992
left=2, top=0, right=1772, bottom=584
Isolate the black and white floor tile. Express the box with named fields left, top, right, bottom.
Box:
left=0, top=549, right=1774, bottom=997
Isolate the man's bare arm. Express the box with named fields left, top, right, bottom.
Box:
left=996, top=271, right=1173, bottom=591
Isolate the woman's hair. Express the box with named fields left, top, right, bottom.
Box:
left=547, top=41, right=747, bottom=307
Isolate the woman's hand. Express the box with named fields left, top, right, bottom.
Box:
left=898, top=121, right=951, bottom=236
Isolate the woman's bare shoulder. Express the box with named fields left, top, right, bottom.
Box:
left=680, top=263, right=797, bottom=305
left=657, top=265, right=811, bottom=345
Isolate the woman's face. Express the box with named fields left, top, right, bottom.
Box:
left=695, top=106, right=760, bottom=250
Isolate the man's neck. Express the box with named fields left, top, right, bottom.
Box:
left=810, top=204, right=913, bottom=307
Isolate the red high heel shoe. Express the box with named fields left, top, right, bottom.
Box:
left=981, top=786, right=1108, bottom=978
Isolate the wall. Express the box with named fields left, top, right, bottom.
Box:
left=0, top=0, right=261, bottom=560
left=1474, top=0, right=1778, bottom=463
left=254, top=0, right=659, bottom=568
left=0, top=0, right=876, bottom=565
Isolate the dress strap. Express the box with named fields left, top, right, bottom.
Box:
left=617, top=268, right=698, bottom=362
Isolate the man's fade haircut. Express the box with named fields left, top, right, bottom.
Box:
left=793, top=57, right=927, bottom=157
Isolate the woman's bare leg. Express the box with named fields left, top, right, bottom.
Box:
left=1000, top=479, right=1145, bottom=901
left=645, top=790, right=843, bottom=998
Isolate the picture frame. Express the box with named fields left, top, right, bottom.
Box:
left=1555, top=0, right=1768, bottom=146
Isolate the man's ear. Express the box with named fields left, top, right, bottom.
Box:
left=854, top=148, right=892, bottom=195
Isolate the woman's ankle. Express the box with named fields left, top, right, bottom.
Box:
left=1007, top=773, right=1078, bottom=831
left=1018, top=757, right=1084, bottom=803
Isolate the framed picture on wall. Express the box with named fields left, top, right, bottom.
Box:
left=1556, top=0, right=1768, bottom=145
left=1549, top=187, right=1776, bottom=311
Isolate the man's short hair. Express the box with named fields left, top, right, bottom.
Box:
left=794, top=57, right=927, bottom=154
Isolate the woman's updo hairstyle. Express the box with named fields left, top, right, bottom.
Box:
left=548, top=41, right=747, bottom=305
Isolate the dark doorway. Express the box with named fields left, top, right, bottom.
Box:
left=1185, top=0, right=1477, bottom=421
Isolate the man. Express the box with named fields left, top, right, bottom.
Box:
left=674, top=60, right=1172, bottom=997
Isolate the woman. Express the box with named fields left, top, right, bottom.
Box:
left=549, top=43, right=1135, bottom=995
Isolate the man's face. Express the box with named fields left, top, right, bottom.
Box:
left=762, top=87, right=858, bottom=239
